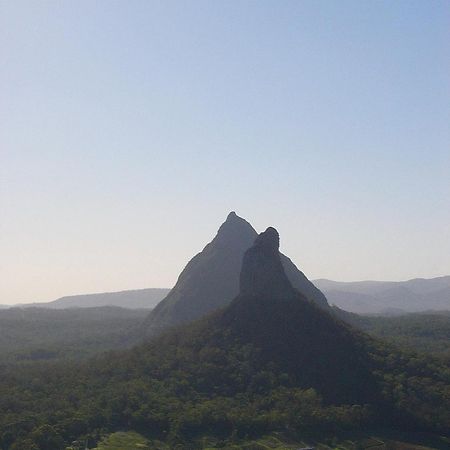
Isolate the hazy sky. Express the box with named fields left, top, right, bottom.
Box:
left=1, top=1, right=449, bottom=304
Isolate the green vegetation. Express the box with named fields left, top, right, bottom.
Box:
left=355, top=312, right=450, bottom=360
left=0, top=306, right=449, bottom=449
left=93, top=431, right=152, bottom=449
left=1, top=307, right=449, bottom=367
left=0, top=296, right=449, bottom=449
left=86, top=430, right=450, bottom=449
left=0, top=307, right=144, bottom=364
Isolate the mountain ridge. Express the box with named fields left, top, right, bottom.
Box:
left=17, top=288, right=170, bottom=310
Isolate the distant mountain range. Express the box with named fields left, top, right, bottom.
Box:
left=4, top=277, right=449, bottom=314
left=15, top=288, right=169, bottom=310
left=5, top=275, right=449, bottom=314
left=315, top=276, right=450, bottom=315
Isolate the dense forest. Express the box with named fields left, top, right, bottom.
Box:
left=1, top=255, right=449, bottom=450
left=0, top=303, right=449, bottom=449
left=352, top=312, right=450, bottom=361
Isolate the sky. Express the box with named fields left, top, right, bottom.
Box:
left=1, top=0, right=449, bottom=304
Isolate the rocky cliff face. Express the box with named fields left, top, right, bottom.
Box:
left=143, top=212, right=257, bottom=335
left=240, top=227, right=294, bottom=298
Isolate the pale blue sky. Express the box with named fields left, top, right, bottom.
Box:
left=1, top=1, right=449, bottom=303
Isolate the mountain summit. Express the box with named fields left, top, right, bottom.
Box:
left=144, top=212, right=328, bottom=336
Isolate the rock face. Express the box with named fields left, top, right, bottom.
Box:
left=144, top=212, right=329, bottom=336
left=240, top=227, right=294, bottom=298
left=280, top=255, right=328, bottom=308
left=143, top=212, right=257, bottom=336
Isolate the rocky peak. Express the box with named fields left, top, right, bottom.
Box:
left=253, top=226, right=280, bottom=254
left=214, top=212, right=257, bottom=247
left=239, top=227, right=294, bottom=298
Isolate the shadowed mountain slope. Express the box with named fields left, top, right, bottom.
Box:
left=216, top=227, right=376, bottom=404
left=144, top=212, right=328, bottom=336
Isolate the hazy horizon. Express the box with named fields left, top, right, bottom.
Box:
left=4, top=270, right=450, bottom=306
left=2, top=1, right=449, bottom=304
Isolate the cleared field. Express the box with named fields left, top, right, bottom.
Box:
left=93, top=431, right=154, bottom=449
left=91, top=431, right=449, bottom=450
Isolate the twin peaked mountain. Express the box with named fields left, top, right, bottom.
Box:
left=144, top=212, right=329, bottom=336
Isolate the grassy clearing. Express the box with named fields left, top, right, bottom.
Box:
left=93, top=431, right=156, bottom=449
left=91, top=430, right=449, bottom=450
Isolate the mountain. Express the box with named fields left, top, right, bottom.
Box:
left=144, top=212, right=328, bottom=335
left=124, top=229, right=449, bottom=430
left=315, top=277, right=450, bottom=314
left=1, top=227, right=449, bottom=448
left=216, top=227, right=376, bottom=403
left=23, top=288, right=170, bottom=310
